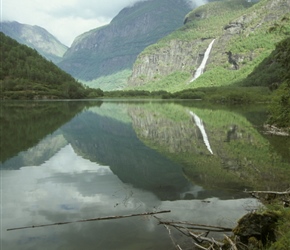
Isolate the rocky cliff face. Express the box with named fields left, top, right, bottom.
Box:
left=129, top=38, right=211, bottom=86
left=1, top=21, right=68, bottom=63
left=58, top=0, right=192, bottom=82
left=128, top=0, right=290, bottom=88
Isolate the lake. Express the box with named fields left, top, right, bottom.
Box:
left=1, top=100, right=289, bottom=250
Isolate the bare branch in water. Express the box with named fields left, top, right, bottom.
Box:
left=7, top=210, right=171, bottom=231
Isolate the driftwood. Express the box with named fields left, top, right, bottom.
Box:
left=155, top=218, right=232, bottom=232
left=153, top=216, right=238, bottom=250
left=7, top=210, right=170, bottom=231
left=245, top=190, right=290, bottom=195
left=224, top=235, right=238, bottom=250
left=164, top=225, right=183, bottom=250
left=189, top=231, right=224, bottom=246
left=245, top=190, right=290, bottom=206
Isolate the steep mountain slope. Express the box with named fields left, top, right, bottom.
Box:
left=58, top=0, right=193, bottom=90
left=0, top=33, right=88, bottom=99
left=128, top=0, right=290, bottom=92
left=1, top=21, right=68, bottom=63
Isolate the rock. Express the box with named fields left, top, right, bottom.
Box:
left=233, top=212, right=279, bottom=246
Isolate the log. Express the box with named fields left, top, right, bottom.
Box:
left=156, top=219, right=232, bottom=232
left=224, top=234, right=238, bottom=250
left=189, top=231, right=224, bottom=246
left=7, top=210, right=170, bottom=231
left=245, top=190, right=290, bottom=195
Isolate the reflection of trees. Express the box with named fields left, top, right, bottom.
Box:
left=0, top=101, right=87, bottom=164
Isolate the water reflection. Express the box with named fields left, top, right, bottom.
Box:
left=127, top=102, right=290, bottom=191
left=62, top=107, right=197, bottom=201
left=1, top=100, right=288, bottom=250
left=0, top=101, right=91, bottom=164
left=1, top=143, right=258, bottom=250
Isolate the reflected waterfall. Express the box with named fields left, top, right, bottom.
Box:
left=190, top=39, right=215, bottom=82
left=189, top=111, right=213, bottom=154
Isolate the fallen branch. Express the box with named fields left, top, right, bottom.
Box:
left=194, top=242, right=209, bottom=250
left=156, top=219, right=232, bottom=232
left=164, top=225, right=183, bottom=250
left=189, top=231, right=224, bottom=247
left=245, top=190, right=290, bottom=206
left=245, top=190, right=290, bottom=195
left=224, top=234, right=238, bottom=250
left=7, top=210, right=170, bottom=231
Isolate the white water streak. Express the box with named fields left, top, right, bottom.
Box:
left=189, top=111, right=213, bottom=154
left=190, top=39, right=215, bottom=82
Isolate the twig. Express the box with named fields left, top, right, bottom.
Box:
left=157, top=220, right=232, bottom=232
left=194, top=242, right=208, bottom=250
left=224, top=234, right=238, bottom=250
left=189, top=231, right=224, bottom=247
left=164, top=225, right=182, bottom=250
left=245, top=190, right=290, bottom=195
left=7, top=210, right=171, bottom=231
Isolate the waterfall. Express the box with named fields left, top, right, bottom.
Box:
left=190, top=39, right=215, bottom=82
left=189, top=111, right=213, bottom=154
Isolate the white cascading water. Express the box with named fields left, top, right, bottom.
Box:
left=189, top=111, right=213, bottom=155
left=190, top=39, right=216, bottom=82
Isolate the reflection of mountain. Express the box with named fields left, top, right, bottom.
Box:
left=128, top=103, right=290, bottom=191
left=0, top=101, right=86, bottom=165
left=1, top=132, right=67, bottom=169
left=62, top=108, right=195, bottom=201
left=235, top=106, right=290, bottom=164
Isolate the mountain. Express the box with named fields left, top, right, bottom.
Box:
left=0, top=33, right=96, bottom=99
left=58, top=0, right=194, bottom=90
left=1, top=21, right=68, bottom=63
left=128, top=0, right=290, bottom=92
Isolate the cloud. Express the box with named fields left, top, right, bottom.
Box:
left=1, top=0, right=207, bottom=46
left=186, top=0, right=208, bottom=8
left=1, top=0, right=146, bottom=46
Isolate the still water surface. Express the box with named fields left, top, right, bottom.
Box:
left=1, top=100, right=289, bottom=250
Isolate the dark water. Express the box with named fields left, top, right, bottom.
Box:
left=1, top=100, right=289, bottom=250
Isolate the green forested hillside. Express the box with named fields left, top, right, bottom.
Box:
left=129, top=0, right=289, bottom=92
left=126, top=0, right=290, bottom=128
left=0, top=33, right=102, bottom=99
left=267, top=37, right=290, bottom=127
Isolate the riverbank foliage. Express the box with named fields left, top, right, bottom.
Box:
left=0, top=33, right=103, bottom=100
left=267, top=37, right=290, bottom=128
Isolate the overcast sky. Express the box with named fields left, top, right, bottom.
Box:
left=1, top=0, right=204, bottom=46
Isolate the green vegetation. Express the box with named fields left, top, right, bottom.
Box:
left=264, top=204, right=290, bottom=249
left=163, top=86, right=272, bottom=103
left=127, top=3, right=290, bottom=127
left=139, top=0, right=253, bottom=57
left=267, top=37, right=290, bottom=128
left=103, top=89, right=168, bottom=98
left=0, top=33, right=103, bottom=99
left=83, top=69, right=132, bottom=91
left=133, top=1, right=290, bottom=92
left=130, top=71, right=192, bottom=92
